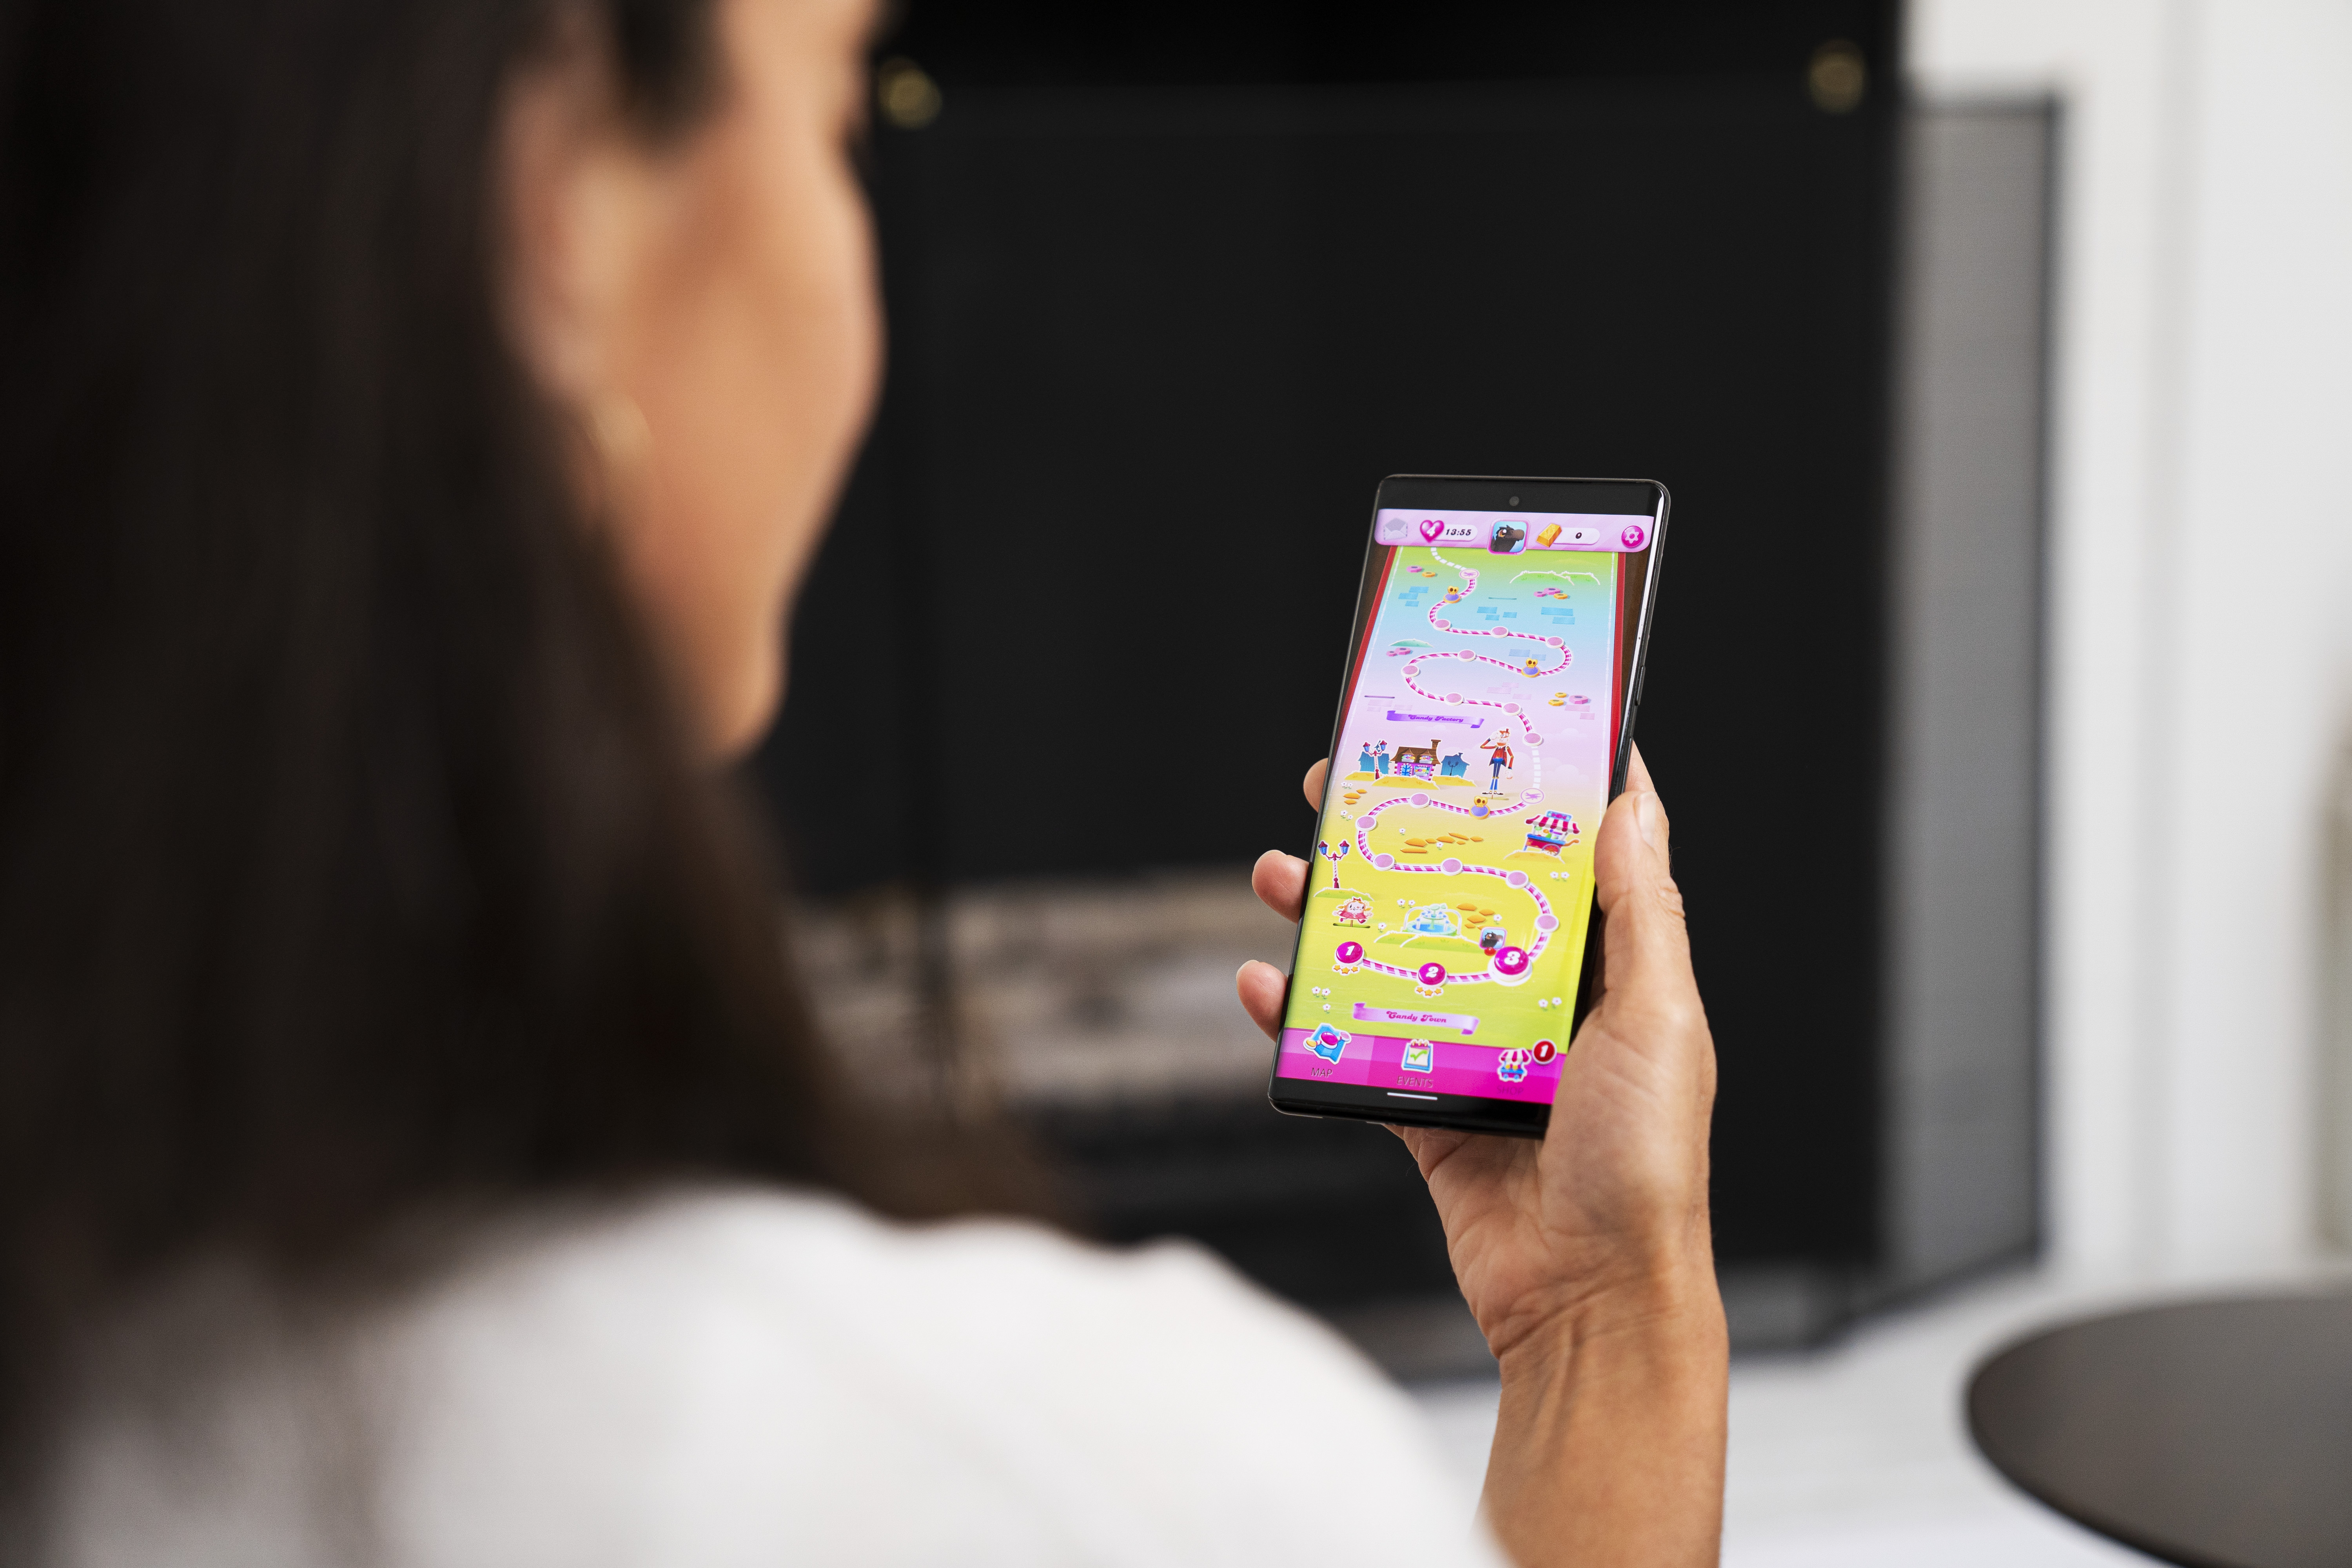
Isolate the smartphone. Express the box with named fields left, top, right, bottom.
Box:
left=1266, top=474, right=1668, bottom=1138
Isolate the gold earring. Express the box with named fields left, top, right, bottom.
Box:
left=586, top=395, right=659, bottom=536
left=589, top=392, right=652, bottom=477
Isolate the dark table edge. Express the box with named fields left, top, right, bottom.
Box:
left=1964, top=1290, right=2352, bottom=1568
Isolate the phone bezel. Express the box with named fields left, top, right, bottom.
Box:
left=1265, top=473, right=1671, bottom=1139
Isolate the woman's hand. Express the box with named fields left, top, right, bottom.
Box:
left=1236, top=749, right=1724, bottom=1567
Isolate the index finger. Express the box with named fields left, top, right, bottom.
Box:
left=1252, top=849, right=1309, bottom=924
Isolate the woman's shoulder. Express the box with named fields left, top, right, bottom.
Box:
left=48, top=1188, right=1504, bottom=1568
left=393, top=1184, right=1396, bottom=1428
left=410, top=1185, right=1363, bottom=1388
left=390, top=1188, right=1501, bottom=1564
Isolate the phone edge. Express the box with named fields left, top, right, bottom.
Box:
left=1262, top=475, right=1670, bottom=1140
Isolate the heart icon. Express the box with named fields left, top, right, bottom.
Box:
left=1418, top=518, right=1445, bottom=543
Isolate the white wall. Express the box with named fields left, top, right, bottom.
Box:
left=1908, top=0, right=2352, bottom=1278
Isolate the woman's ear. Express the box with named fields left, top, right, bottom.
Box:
left=497, top=21, right=663, bottom=463
left=490, top=0, right=885, bottom=761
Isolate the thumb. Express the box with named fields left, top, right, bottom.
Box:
left=1590, top=779, right=1699, bottom=1032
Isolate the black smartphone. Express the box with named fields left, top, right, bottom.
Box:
left=1266, top=474, right=1668, bottom=1138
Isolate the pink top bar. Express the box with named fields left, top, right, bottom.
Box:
left=1374, top=508, right=1652, bottom=553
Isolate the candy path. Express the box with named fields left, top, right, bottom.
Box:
left=1342, top=790, right=1561, bottom=988
left=1400, top=548, right=1572, bottom=802
left=1338, top=547, right=1579, bottom=994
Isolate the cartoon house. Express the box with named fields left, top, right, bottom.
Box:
left=1440, top=751, right=1469, bottom=778
left=1392, top=741, right=1441, bottom=780
left=1336, top=895, right=1372, bottom=926
left=1403, top=903, right=1459, bottom=938
left=1524, top=811, right=1581, bottom=856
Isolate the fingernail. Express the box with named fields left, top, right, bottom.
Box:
left=1636, top=790, right=1665, bottom=849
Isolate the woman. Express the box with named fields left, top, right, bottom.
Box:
left=0, top=0, right=1726, bottom=1562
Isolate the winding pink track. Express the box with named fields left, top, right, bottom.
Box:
left=1331, top=550, right=1588, bottom=992
left=1392, top=551, right=1570, bottom=797
left=1340, top=794, right=1560, bottom=985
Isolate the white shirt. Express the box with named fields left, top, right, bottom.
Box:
left=45, top=1189, right=1506, bottom=1567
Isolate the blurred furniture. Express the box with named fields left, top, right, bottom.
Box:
left=1968, top=1293, right=2352, bottom=1568
left=763, top=2, right=2058, bottom=1351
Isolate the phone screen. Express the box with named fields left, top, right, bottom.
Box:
left=1269, top=480, right=1664, bottom=1135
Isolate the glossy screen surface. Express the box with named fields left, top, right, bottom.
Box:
left=1274, top=518, right=1640, bottom=1110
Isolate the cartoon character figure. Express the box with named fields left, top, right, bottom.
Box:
left=1523, top=655, right=1541, bottom=676
left=1336, top=895, right=1372, bottom=926
left=1479, top=926, right=1504, bottom=954
left=1442, top=585, right=1464, bottom=604
left=1480, top=730, right=1515, bottom=790
left=1305, top=1024, right=1350, bottom=1063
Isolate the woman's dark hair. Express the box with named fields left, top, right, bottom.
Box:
left=0, top=0, right=919, bottom=1494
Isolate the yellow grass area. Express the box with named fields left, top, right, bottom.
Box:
left=1374, top=930, right=1484, bottom=954
left=1360, top=801, right=1514, bottom=865
left=1290, top=854, right=1596, bottom=1039
left=1286, top=786, right=1601, bottom=1040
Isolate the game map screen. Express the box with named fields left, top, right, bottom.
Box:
left=1273, top=506, right=1653, bottom=1110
